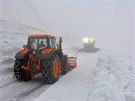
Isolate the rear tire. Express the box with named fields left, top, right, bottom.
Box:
left=61, top=55, right=69, bottom=75
left=41, top=54, right=60, bottom=84
left=14, top=59, right=32, bottom=81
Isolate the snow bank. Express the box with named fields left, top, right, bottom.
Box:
left=88, top=55, right=135, bottom=101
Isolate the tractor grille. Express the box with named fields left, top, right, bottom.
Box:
left=29, top=53, right=40, bottom=72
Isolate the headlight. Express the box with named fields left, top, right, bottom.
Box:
left=90, top=38, right=94, bottom=43
left=83, top=38, right=89, bottom=43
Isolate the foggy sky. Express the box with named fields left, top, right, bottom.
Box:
left=0, top=0, right=134, bottom=54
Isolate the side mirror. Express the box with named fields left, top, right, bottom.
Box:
left=23, top=45, right=27, bottom=49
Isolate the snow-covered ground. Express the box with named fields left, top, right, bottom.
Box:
left=0, top=19, right=134, bottom=101
left=35, top=52, right=135, bottom=101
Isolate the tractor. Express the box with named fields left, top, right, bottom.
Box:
left=14, top=33, right=77, bottom=84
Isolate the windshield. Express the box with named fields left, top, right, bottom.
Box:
left=29, top=38, right=48, bottom=50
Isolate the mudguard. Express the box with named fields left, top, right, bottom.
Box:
left=40, top=49, right=56, bottom=60
left=15, top=49, right=29, bottom=59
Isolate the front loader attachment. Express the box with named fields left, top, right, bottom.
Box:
left=68, top=57, right=77, bottom=70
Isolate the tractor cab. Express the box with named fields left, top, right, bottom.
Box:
left=27, top=34, right=56, bottom=51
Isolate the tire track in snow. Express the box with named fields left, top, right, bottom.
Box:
left=17, top=83, right=51, bottom=101
left=0, top=60, right=15, bottom=88
left=17, top=83, right=44, bottom=98
left=0, top=76, right=51, bottom=101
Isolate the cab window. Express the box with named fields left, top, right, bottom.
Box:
left=49, top=38, right=56, bottom=49
left=38, top=38, right=47, bottom=50
left=30, top=38, right=38, bottom=50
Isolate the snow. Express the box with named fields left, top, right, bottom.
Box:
left=0, top=1, right=134, bottom=100
left=35, top=52, right=135, bottom=101
left=89, top=55, right=135, bottom=101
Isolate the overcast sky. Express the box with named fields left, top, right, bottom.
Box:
left=0, top=0, right=134, bottom=54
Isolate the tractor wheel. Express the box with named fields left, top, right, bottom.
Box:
left=42, top=54, right=60, bottom=84
left=14, top=59, right=32, bottom=81
left=61, top=55, right=69, bottom=75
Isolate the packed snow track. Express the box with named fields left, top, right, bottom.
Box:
left=0, top=76, right=51, bottom=101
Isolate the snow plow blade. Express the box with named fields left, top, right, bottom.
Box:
left=68, top=57, right=77, bottom=70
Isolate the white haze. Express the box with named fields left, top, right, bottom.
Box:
left=0, top=0, right=134, bottom=55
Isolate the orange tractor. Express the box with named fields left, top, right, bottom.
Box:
left=14, top=33, right=77, bottom=84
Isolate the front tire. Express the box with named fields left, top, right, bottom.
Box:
left=41, top=54, right=60, bottom=84
left=14, top=59, right=32, bottom=81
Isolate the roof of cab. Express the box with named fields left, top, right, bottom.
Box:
left=30, top=33, right=55, bottom=38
